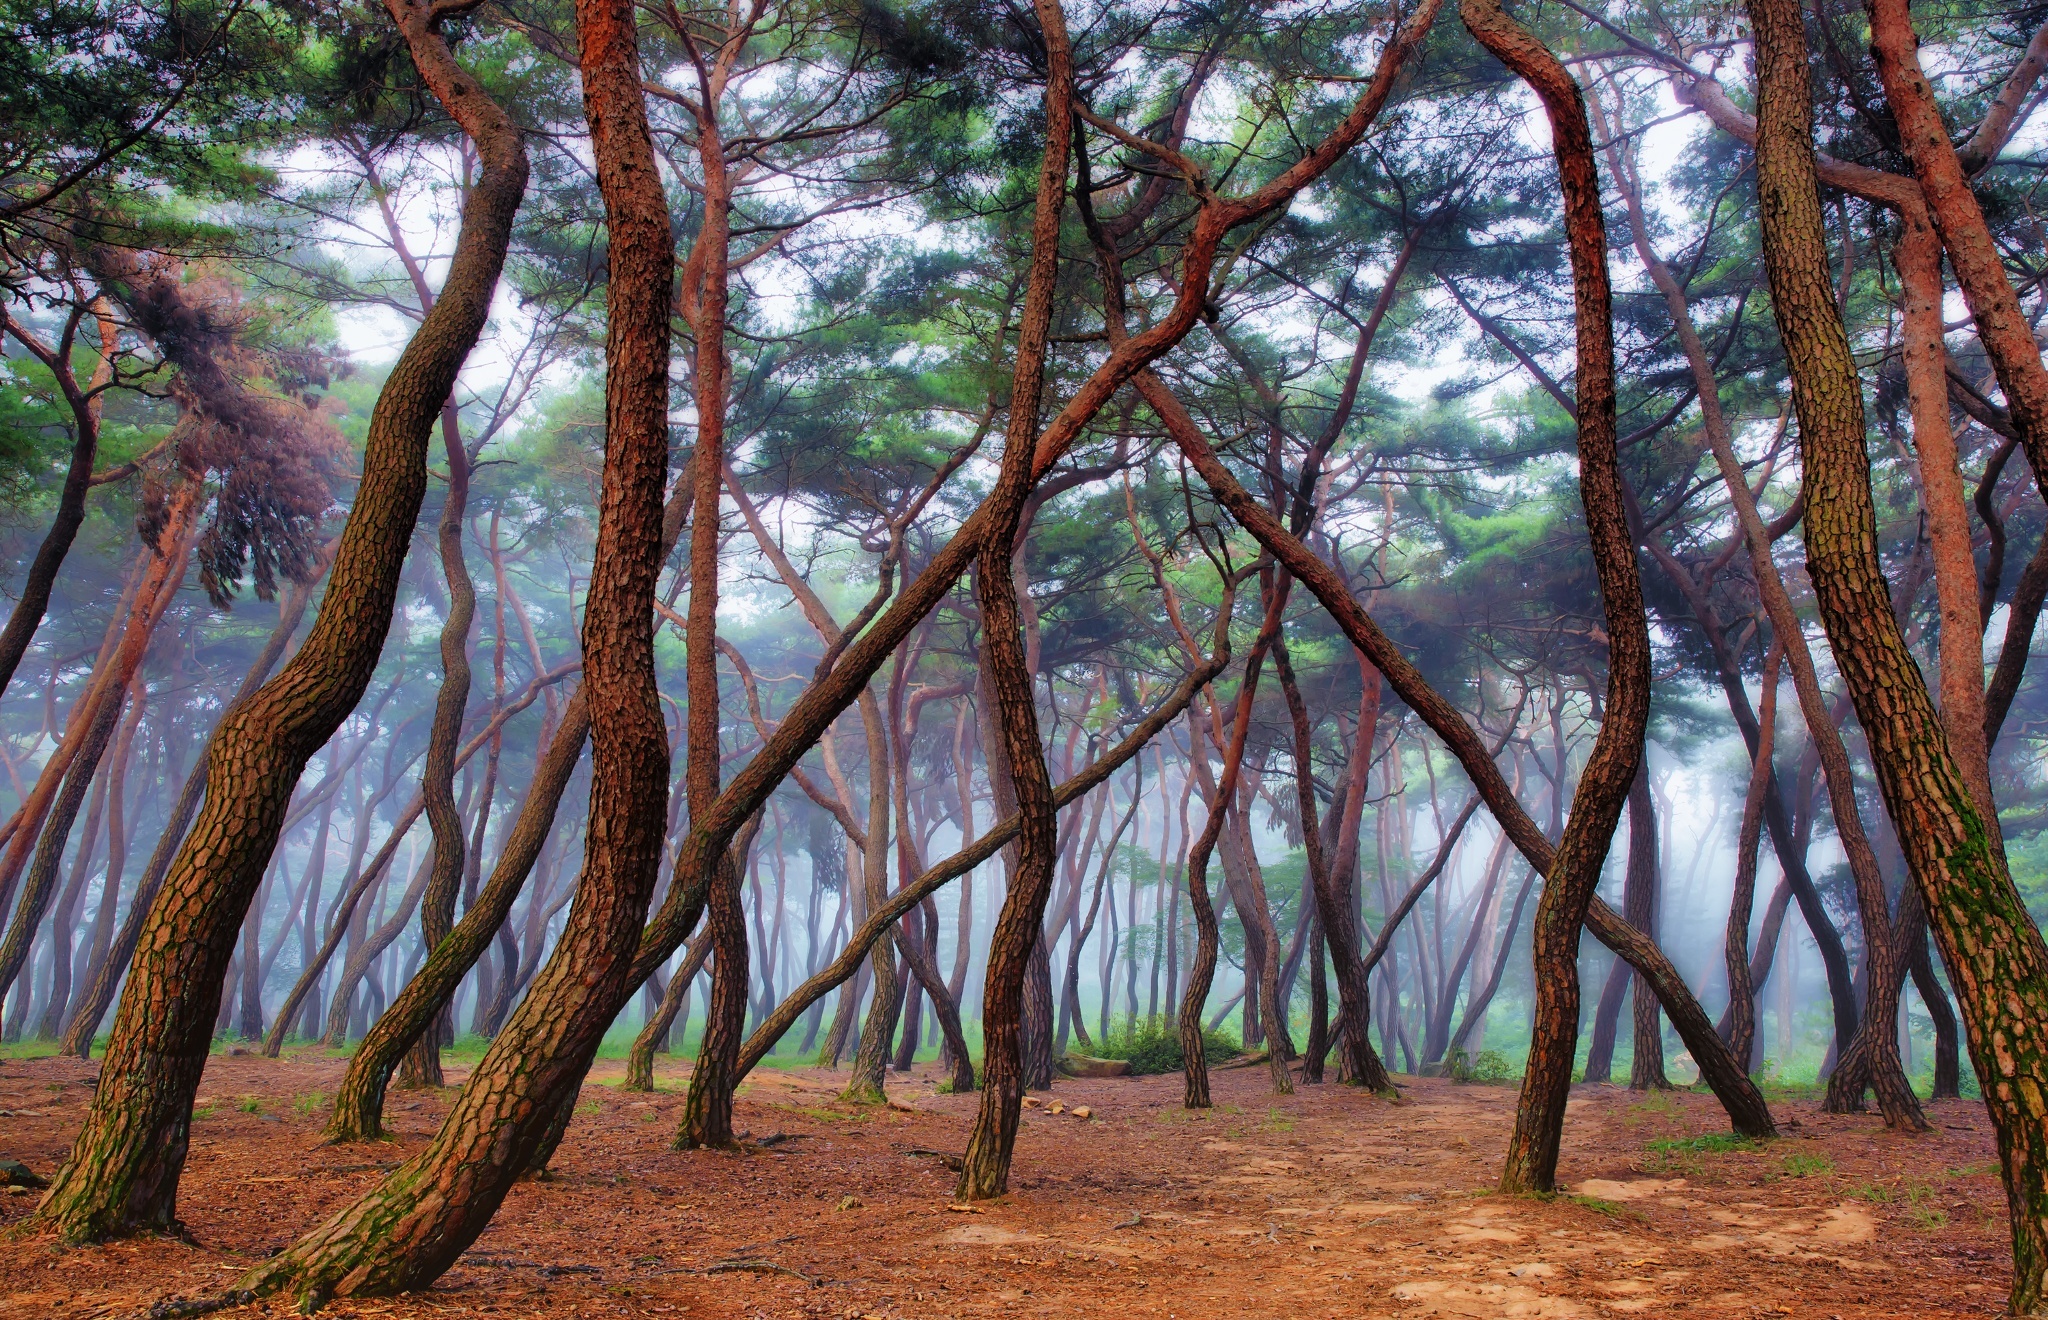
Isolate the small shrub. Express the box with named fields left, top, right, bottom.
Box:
left=1087, top=1018, right=1239, bottom=1076
left=1447, top=1049, right=1517, bottom=1084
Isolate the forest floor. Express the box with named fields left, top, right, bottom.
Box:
left=0, top=1049, right=2008, bottom=1319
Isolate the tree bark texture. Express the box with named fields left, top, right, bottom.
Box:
left=1756, top=0, right=2048, bottom=1304
left=954, top=0, right=1071, bottom=1200
left=232, top=0, right=676, bottom=1301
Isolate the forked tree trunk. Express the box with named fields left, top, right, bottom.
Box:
left=30, top=2, right=527, bottom=1244
left=1756, top=0, right=2048, bottom=1305
left=238, top=0, right=662, bottom=1300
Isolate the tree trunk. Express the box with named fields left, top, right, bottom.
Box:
left=1625, top=769, right=1669, bottom=1091
left=0, top=298, right=114, bottom=701
left=30, top=2, right=527, bottom=1244
left=1459, top=0, right=1649, bottom=1193
left=1756, top=0, right=2048, bottom=1303
left=0, top=487, right=196, bottom=1010
left=400, top=397, right=478, bottom=1091
left=1723, top=643, right=1782, bottom=1070
left=237, top=0, right=663, bottom=1297
left=626, top=929, right=710, bottom=1091
left=953, top=2, right=1070, bottom=1199
left=325, top=690, right=591, bottom=1140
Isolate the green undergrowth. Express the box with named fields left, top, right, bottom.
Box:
left=1647, top=1132, right=1764, bottom=1157
left=1084, top=1017, right=1241, bottom=1075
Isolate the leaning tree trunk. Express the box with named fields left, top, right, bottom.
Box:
left=1457, top=0, right=1650, bottom=1193
left=1756, top=0, right=2048, bottom=1306
left=238, top=0, right=663, bottom=1301
left=323, top=691, right=589, bottom=1141
left=953, top=0, right=1071, bottom=1201
left=29, top=3, right=527, bottom=1244
left=0, top=488, right=194, bottom=1009
left=0, top=298, right=114, bottom=702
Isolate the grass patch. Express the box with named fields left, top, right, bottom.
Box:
left=1780, top=1151, right=1834, bottom=1178
left=1647, top=1133, right=1762, bottom=1157
left=237, top=1097, right=264, bottom=1115
left=1565, top=1193, right=1628, bottom=1217
left=291, top=1091, right=329, bottom=1118
left=1084, top=1017, right=1240, bottom=1076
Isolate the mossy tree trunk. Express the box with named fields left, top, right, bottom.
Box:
left=1757, top=0, right=2048, bottom=1306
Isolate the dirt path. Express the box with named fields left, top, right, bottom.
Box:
left=0, top=1051, right=2006, bottom=1317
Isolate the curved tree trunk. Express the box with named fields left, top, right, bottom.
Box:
left=0, top=485, right=197, bottom=1009
left=400, top=398, right=478, bottom=1091
left=239, top=0, right=663, bottom=1299
left=324, top=691, right=589, bottom=1139
left=0, top=297, right=115, bottom=702
left=1459, top=0, right=1647, bottom=1192
left=326, top=482, right=685, bottom=1134
left=953, top=0, right=1071, bottom=1199
left=625, top=928, right=709, bottom=1090
left=30, top=2, right=527, bottom=1243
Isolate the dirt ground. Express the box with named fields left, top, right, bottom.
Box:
left=0, top=1049, right=2009, bottom=1318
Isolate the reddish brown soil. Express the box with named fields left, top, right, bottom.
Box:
left=0, top=1050, right=2007, bottom=1318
